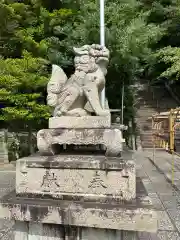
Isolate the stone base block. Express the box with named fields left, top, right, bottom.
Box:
left=37, top=128, right=125, bottom=157
left=16, top=154, right=136, bottom=202
left=49, top=116, right=111, bottom=129
left=0, top=191, right=157, bottom=233
left=14, top=221, right=138, bottom=240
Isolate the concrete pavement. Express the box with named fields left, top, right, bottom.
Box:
left=0, top=169, right=15, bottom=239
left=134, top=149, right=180, bottom=239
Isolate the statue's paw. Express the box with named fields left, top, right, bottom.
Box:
left=98, top=110, right=110, bottom=116
left=66, top=108, right=90, bottom=117
left=53, top=105, right=62, bottom=117
left=56, top=111, right=62, bottom=117
left=53, top=109, right=62, bottom=117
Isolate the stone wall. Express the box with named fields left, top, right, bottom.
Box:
left=0, top=129, right=37, bottom=163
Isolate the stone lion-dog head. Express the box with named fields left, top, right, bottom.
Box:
left=73, top=44, right=110, bottom=75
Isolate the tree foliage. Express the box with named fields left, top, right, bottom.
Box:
left=0, top=0, right=77, bottom=129
left=142, top=0, right=180, bottom=85
left=0, top=51, right=50, bottom=129
left=48, top=0, right=161, bottom=112
left=0, top=0, right=164, bottom=129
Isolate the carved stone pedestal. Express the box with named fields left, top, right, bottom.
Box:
left=1, top=185, right=157, bottom=240
left=37, top=128, right=125, bottom=157
left=16, top=154, right=136, bottom=201
left=49, top=116, right=111, bottom=129
left=0, top=153, right=158, bottom=240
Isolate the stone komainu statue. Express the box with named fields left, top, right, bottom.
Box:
left=47, top=44, right=110, bottom=117
left=37, top=44, right=125, bottom=157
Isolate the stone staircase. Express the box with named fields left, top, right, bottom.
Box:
left=135, top=82, right=178, bottom=148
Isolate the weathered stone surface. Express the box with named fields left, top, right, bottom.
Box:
left=0, top=193, right=158, bottom=233
left=49, top=116, right=111, bottom=129
left=16, top=155, right=136, bottom=201
left=14, top=221, right=28, bottom=240
left=37, top=128, right=125, bottom=156
left=14, top=221, right=138, bottom=240
left=15, top=153, right=128, bottom=169
left=47, top=44, right=110, bottom=117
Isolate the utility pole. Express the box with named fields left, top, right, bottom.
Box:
left=121, top=82, right=124, bottom=125
left=100, top=0, right=105, bottom=109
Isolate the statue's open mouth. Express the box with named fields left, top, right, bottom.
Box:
left=96, top=56, right=109, bottom=65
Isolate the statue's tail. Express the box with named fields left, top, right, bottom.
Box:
left=47, top=65, right=68, bottom=94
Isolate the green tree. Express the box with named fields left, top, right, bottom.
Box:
left=0, top=0, right=162, bottom=129
left=0, top=0, right=78, bottom=130
left=0, top=2, right=21, bottom=57
left=63, top=0, right=162, bottom=119
left=141, top=0, right=180, bottom=86
left=0, top=51, right=50, bottom=130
